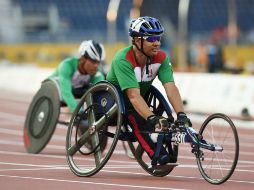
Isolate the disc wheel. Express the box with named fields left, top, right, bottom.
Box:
left=23, top=80, right=60, bottom=153
left=66, top=82, right=123, bottom=177
left=127, top=85, right=178, bottom=177
left=196, top=113, right=239, bottom=184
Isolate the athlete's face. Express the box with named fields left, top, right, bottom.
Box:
left=136, top=36, right=161, bottom=56
left=79, top=56, right=99, bottom=75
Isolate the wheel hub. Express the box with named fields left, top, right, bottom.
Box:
left=37, top=111, right=45, bottom=122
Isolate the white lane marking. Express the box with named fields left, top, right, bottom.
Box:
left=0, top=150, right=138, bottom=164
left=169, top=174, right=254, bottom=184
left=0, top=174, right=189, bottom=190
left=5, top=127, right=254, bottom=145
left=1, top=137, right=254, bottom=159
left=0, top=162, right=140, bottom=173
left=2, top=111, right=254, bottom=130
left=0, top=150, right=254, bottom=173
left=0, top=147, right=254, bottom=165
left=0, top=140, right=65, bottom=150
left=1, top=161, right=254, bottom=174
left=0, top=128, right=66, bottom=140
left=0, top=154, right=254, bottom=184
left=0, top=112, right=24, bottom=122
left=101, top=170, right=254, bottom=184
left=1, top=129, right=254, bottom=159
left=1, top=169, right=253, bottom=185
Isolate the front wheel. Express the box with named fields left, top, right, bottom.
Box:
left=196, top=113, right=239, bottom=184
left=66, top=82, right=123, bottom=177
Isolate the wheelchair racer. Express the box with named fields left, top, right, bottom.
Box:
left=48, top=40, right=105, bottom=112
left=106, top=16, right=191, bottom=166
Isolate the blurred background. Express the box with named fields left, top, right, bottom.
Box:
left=0, top=0, right=254, bottom=119
left=0, top=0, right=254, bottom=74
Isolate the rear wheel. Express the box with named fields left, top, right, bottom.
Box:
left=127, top=86, right=178, bottom=177
left=23, top=80, right=60, bottom=154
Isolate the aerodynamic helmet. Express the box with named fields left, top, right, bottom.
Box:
left=129, top=16, right=164, bottom=37
left=78, top=40, right=105, bottom=62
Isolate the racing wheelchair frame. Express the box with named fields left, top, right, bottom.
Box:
left=65, top=81, right=239, bottom=185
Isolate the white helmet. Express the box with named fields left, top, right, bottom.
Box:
left=78, top=40, right=105, bottom=62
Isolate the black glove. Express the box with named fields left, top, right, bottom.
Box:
left=175, top=112, right=192, bottom=127
left=147, top=115, right=169, bottom=131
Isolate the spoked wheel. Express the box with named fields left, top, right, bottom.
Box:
left=196, top=113, right=239, bottom=184
left=23, top=80, right=60, bottom=153
left=66, top=82, right=123, bottom=177
left=127, top=85, right=178, bottom=177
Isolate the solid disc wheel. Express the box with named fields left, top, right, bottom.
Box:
left=196, top=113, right=239, bottom=184
left=23, top=80, right=60, bottom=154
left=66, top=82, right=123, bottom=177
left=127, top=85, right=178, bottom=176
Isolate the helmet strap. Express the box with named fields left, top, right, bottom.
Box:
left=133, top=37, right=151, bottom=75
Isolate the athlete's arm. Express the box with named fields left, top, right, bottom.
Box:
left=58, top=61, right=77, bottom=112
left=126, top=88, right=154, bottom=119
left=158, top=56, right=184, bottom=113
left=163, top=82, right=184, bottom=113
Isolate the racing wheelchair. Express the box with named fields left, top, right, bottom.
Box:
left=23, top=79, right=108, bottom=154
left=65, top=81, right=239, bottom=185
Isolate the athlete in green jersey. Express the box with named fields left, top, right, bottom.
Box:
left=49, top=40, right=105, bottom=112
left=107, top=16, right=192, bottom=166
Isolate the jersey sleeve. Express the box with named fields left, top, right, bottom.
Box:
left=58, top=60, right=77, bottom=112
left=158, top=56, right=174, bottom=84
left=114, top=59, right=139, bottom=90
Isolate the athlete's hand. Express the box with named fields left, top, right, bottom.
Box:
left=175, top=112, right=192, bottom=127
left=147, top=115, right=169, bottom=131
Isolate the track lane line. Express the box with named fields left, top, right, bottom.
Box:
left=0, top=174, right=189, bottom=190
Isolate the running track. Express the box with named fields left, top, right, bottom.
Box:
left=0, top=90, right=254, bottom=190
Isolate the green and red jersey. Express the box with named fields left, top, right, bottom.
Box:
left=48, top=57, right=104, bottom=112
left=106, top=46, right=174, bottom=108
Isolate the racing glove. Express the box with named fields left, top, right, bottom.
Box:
left=175, top=112, right=192, bottom=127
left=147, top=115, right=170, bottom=131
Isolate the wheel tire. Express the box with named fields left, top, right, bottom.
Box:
left=196, top=113, right=239, bottom=184
left=66, top=82, right=123, bottom=177
left=23, top=80, right=60, bottom=154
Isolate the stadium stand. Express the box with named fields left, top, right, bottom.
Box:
left=1, top=0, right=254, bottom=72
left=141, top=0, right=254, bottom=42
left=0, top=0, right=253, bottom=44
left=12, top=0, right=132, bottom=43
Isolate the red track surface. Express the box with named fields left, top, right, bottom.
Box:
left=0, top=90, right=253, bottom=190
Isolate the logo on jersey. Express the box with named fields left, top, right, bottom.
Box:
left=134, top=63, right=160, bottom=82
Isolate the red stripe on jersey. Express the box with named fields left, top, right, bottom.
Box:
left=151, top=51, right=166, bottom=64
left=125, top=49, right=139, bottom=68
left=126, top=48, right=166, bottom=68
